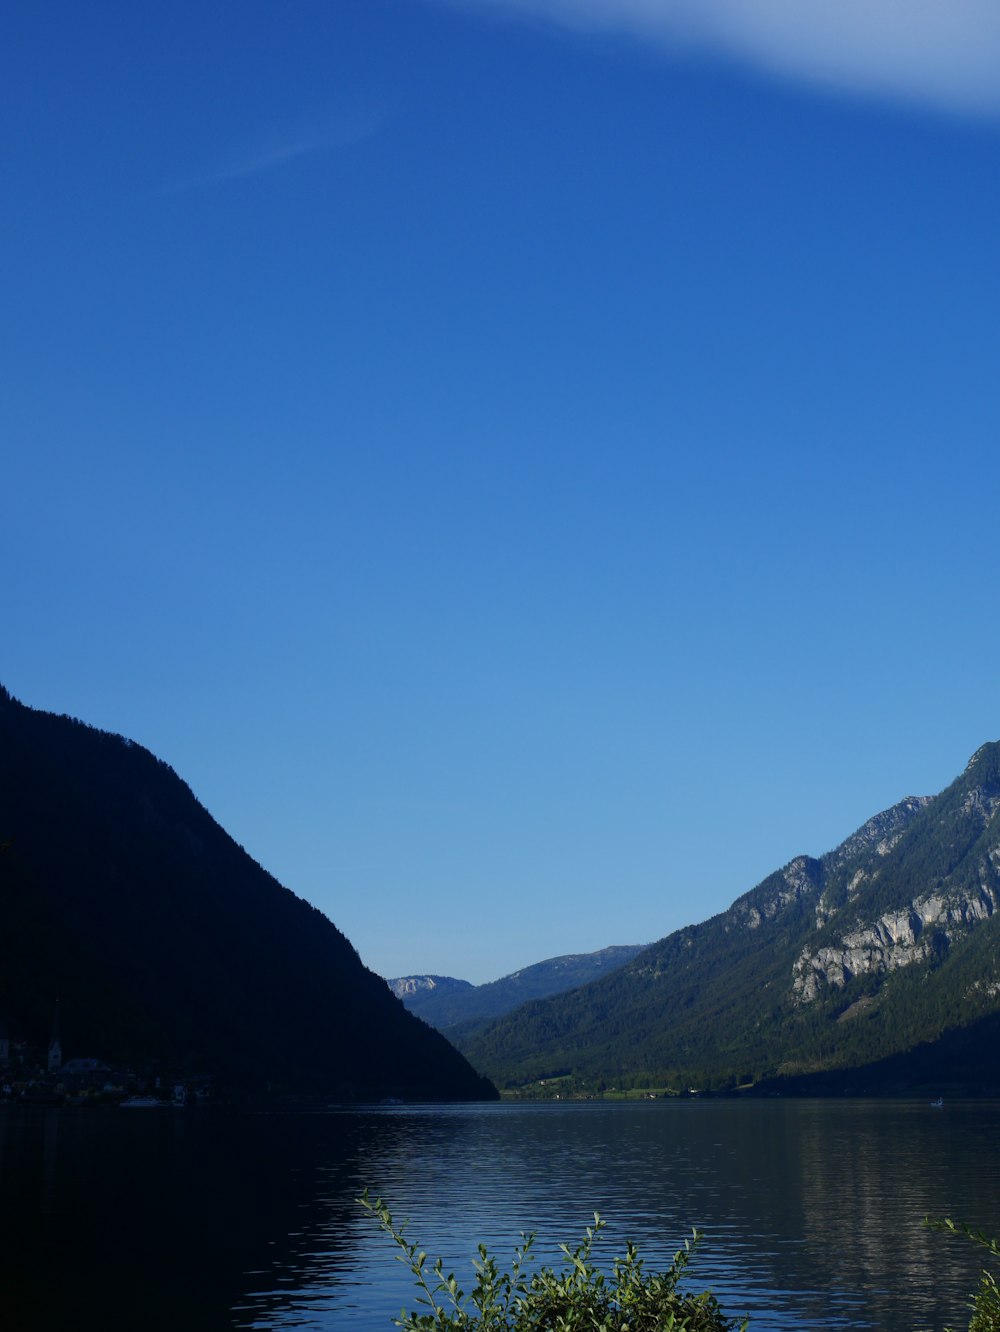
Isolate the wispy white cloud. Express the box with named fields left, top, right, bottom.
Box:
left=160, top=110, right=384, bottom=195
left=446, top=0, right=1000, bottom=115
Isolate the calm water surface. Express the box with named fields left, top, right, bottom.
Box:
left=3, top=1099, right=998, bottom=1330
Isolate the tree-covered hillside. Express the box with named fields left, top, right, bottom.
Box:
left=0, top=686, right=496, bottom=1101
left=457, top=744, right=1000, bottom=1094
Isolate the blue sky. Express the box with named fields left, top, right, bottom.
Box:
left=4, top=1, right=1000, bottom=984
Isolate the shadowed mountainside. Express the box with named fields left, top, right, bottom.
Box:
left=0, top=686, right=496, bottom=1101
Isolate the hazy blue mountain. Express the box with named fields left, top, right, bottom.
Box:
left=387, top=973, right=474, bottom=1021
left=389, top=945, right=646, bottom=1032
left=458, top=744, right=1000, bottom=1096
left=0, top=686, right=496, bottom=1101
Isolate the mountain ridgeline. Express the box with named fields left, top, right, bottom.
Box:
left=389, top=946, right=646, bottom=1035
left=0, top=687, right=495, bottom=1101
left=456, top=744, right=1000, bottom=1095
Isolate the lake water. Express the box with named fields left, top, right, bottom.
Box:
left=3, top=1099, right=999, bottom=1330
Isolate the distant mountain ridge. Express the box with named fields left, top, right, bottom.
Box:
left=389, top=945, right=646, bottom=1032
left=457, top=744, right=1000, bottom=1095
left=389, top=975, right=474, bottom=1004
left=0, top=686, right=495, bottom=1101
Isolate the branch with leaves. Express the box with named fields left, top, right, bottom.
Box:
left=926, top=1218, right=1000, bottom=1332
left=359, top=1190, right=747, bottom=1331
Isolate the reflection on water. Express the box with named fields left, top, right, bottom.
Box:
left=2, top=1100, right=998, bottom=1331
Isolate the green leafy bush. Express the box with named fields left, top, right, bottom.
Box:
left=360, top=1191, right=747, bottom=1330
left=927, top=1218, right=1000, bottom=1332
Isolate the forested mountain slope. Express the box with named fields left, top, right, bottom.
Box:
left=389, top=945, right=645, bottom=1033
left=0, top=687, right=495, bottom=1101
left=458, top=744, right=1000, bottom=1094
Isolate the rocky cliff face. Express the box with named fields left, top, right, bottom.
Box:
left=458, top=741, right=1000, bottom=1093
left=737, top=857, right=823, bottom=930
left=823, top=796, right=933, bottom=871
left=792, top=885, right=997, bottom=1001
left=729, top=796, right=933, bottom=938
left=790, top=773, right=1000, bottom=1004
left=388, top=975, right=473, bottom=1001
left=724, top=771, right=1000, bottom=1007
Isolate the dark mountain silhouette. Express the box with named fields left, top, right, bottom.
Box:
left=458, top=743, right=1000, bottom=1095
left=0, top=686, right=495, bottom=1101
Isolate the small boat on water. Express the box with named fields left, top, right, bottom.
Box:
left=120, top=1096, right=167, bottom=1109
left=930, top=1098, right=944, bottom=1108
